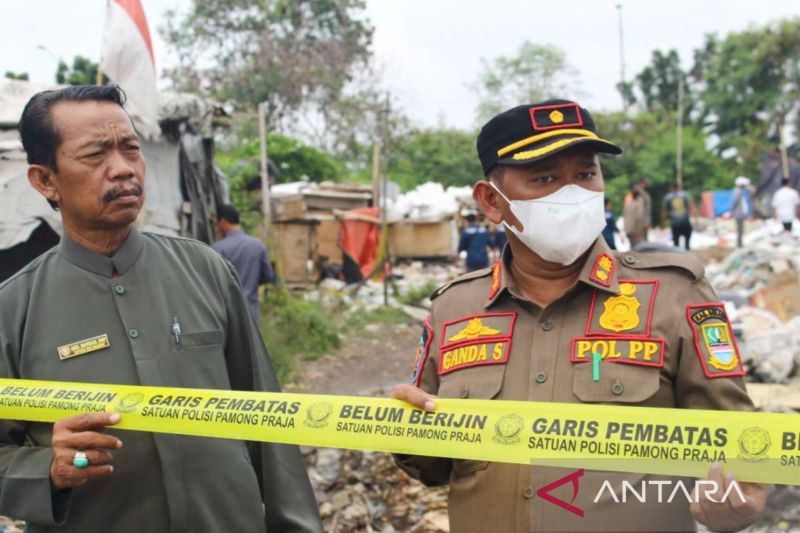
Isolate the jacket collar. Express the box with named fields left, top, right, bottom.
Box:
left=59, top=226, right=144, bottom=278
left=485, top=238, right=620, bottom=308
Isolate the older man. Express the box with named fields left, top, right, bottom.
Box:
left=0, top=85, right=322, bottom=533
left=392, top=99, right=768, bottom=532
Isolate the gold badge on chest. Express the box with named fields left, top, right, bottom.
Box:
left=57, top=334, right=110, bottom=360
left=586, top=279, right=659, bottom=337
left=598, top=283, right=640, bottom=332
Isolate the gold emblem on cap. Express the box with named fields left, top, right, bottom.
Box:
left=549, top=110, right=564, bottom=124
left=598, top=283, right=640, bottom=332
left=449, top=318, right=501, bottom=342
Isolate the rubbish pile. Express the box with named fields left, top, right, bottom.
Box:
left=705, top=240, right=800, bottom=384
left=386, top=182, right=472, bottom=223
left=308, top=261, right=464, bottom=318
left=305, top=448, right=449, bottom=533
left=0, top=516, right=23, bottom=533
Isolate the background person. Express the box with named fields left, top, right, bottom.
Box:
left=622, top=186, right=647, bottom=249
left=731, top=176, right=753, bottom=247
left=602, top=197, right=620, bottom=250
left=0, top=85, right=322, bottom=533
left=213, top=204, right=275, bottom=322
left=771, top=178, right=800, bottom=235
left=458, top=213, right=491, bottom=272
left=662, top=182, right=696, bottom=250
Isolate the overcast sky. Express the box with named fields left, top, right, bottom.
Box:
left=1, top=0, right=797, bottom=131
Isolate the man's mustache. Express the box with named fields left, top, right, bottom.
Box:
left=103, top=182, right=143, bottom=204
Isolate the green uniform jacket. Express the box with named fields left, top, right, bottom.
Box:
left=0, top=228, right=323, bottom=533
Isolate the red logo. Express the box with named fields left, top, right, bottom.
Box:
left=536, top=469, right=585, bottom=517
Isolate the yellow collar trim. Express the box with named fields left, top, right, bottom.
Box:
left=497, top=129, right=597, bottom=157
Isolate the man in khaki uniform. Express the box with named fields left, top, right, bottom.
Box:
left=392, top=99, right=768, bottom=532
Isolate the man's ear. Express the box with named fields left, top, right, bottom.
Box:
left=27, top=165, right=60, bottom=206
left=473, top=180, right=506, bottom=225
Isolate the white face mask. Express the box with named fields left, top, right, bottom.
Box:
left=491, top=182, right=606, bottom=265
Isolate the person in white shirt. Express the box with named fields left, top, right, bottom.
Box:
left=771, top=178, right=800, bottom=233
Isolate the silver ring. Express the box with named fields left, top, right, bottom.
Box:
left=72, top=450, right=89, bottom=469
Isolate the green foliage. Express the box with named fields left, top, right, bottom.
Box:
left=4, top=71, right=29, bottom=81
left=55, top=56, right=107, bottom=86
left=595, top=111, right=732, bottom=223
left=341, top=306, right=411, bottom=337
left=633, top=49, right=693, bottom=119
left=471, top=41, right=579, bottom=125
left=260, top=287, right=341, bottom=380
left=388, top=128, right=483, bottom=190
left=691, top=18, right=800, bottom=174
left=163, top=0, right=374, bottom=129
left=216, top=132, right=345, bottom=230
left=397, top=280, right=439, bottom=307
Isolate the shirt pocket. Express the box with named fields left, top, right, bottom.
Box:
left=572, top=361, right=660, bottom=404
left=180, top=329, right=224, bottom=348
left=437, top=365, right=505, bottom=478
left=169, top=329, right=229, bottom=389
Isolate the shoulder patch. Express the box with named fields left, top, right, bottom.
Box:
left=686, top=303, right=745, bottom=379
left=430, top=266, right=493, bottom=301
left=617, top=251, right=704, bottom=282
left=410, top=316, right=434, bottom=386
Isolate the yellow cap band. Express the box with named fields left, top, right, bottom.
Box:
left=497, top=129, right=598, bottom=157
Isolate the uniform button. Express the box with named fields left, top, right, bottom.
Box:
left=611, top=382, right=624, bottom=395
left=540, top=320, right=553, bottom=332
left=623, top=255, right=637, bottom=266
left=114, top=284, right=126, bottom=295
left=128, top=328, right=139, bottom=339
left=535, top=372, right=547, bottom=384
left=522, top=486, right=533, bottom=499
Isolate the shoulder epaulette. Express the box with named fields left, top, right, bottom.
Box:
left=430, top=266, right=493, bottom=301
left=617, top=251, right=704, bottom=282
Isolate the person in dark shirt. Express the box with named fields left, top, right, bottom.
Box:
left=458, top=213, right=491, bottom=271
left=602, top=197, right=619, bottom=250
left=213, top=204, right=275, bottom=321
left=662, top=182, right=696, bottom=250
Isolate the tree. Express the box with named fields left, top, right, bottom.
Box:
left=471, top=42, right=579, bottom=125
left=595, top=110, right=732, bottom=223
left=691, top=18, right=800, bottom=174
left=216, top=133, right=345, bottom=230
left=4, top=71, right=29, bottom=81
left=55, top=56, right=107, bottom=86
left=163, top=0, right=374, bottom=131
left=388, top=128, right=483, bottom=191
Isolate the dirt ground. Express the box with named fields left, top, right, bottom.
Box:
left=288, top=322, right=420, bottom=396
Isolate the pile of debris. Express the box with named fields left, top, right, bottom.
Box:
left=0, top=516, right=23, bottom=533
left=704, top=241, right=800, bottom=385
left=305, top=448, right=448, bottom=532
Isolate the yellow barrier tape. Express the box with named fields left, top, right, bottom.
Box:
left=0, top=379, right=798, bottom=485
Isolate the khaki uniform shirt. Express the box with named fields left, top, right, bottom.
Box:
left=0, top=228, right=322, bottom=533
left=396, top=238, right=752, bottom=533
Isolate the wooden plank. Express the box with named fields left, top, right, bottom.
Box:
left=388, top=220, right=457, bottom=258
left=316, top=218, right=342, bottom=264
left=273, top=222, right=317, bottom=283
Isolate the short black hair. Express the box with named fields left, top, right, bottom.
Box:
left=782, top=178, right=790, bottom=186
left=18, top=85, right=128, bottom=209
left=19, top=85, right=127, bottom=170
left=217, top=204, right=240, bottom=224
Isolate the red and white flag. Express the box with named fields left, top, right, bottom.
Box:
left=101, top=0, right=159, bottom=138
